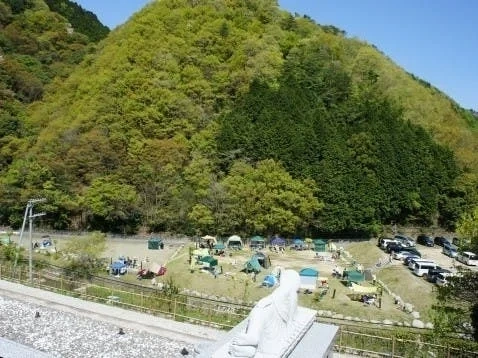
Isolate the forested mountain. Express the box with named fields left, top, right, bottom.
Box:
left=0, top=0, right=476, bottom=237
left=0, top=0, right=108, bottom=179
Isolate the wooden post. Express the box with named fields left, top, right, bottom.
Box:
left=141, top=291, right=144, bottom=310
left=332, top=288, right=336, bottom=299
left=60, top=277, right=63, bottom=292
left=391, top=336, right=395, bottom=358
left=339, top=327, right=343, bottom=353
left=173, top=298, right=177, bottom=319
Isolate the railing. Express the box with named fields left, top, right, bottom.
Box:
left=1, top=263, right=477, bottom=357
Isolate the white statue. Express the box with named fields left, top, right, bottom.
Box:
left=228, top=269, right=301, bottom=357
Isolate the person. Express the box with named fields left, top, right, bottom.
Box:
left=228, top=270, right=300, bottom=357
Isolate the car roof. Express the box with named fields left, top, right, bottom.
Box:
left=463, top=251, right=477, bottom=255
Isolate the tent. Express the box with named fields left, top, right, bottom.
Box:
left=299, top=268, right=319, bottom=290
left=313, top=239, right=327, bottom=252
left=244, top=256, right=262, bottom=273
left=252, top=252, right=271, bottom=269
left=262, top=274, right=277, bottom=288
left=293, top=238, right=305, bottom=250
left=148, top=238, right=163, bottom=250
left=250, top=236, right=265, bottom=249
left=199, top=255, right=218, bottom=267
left=200, top=235, right=217, bottom=248
left=270, top=237, right=286, bottom=247
left=149, top=262, right=167, bottom=276
left=227, top=235, right=243, bottom=249
left=344, top=269, right=365, bottom=283
left=110, top=261, right=127, bottom=275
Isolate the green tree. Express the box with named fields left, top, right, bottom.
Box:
left=62, top=231, right=106, bottom=278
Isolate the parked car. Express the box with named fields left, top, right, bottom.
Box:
left=434, top=236, right=450, bottom=247
left=379, top=238, right=398, bottom=250
left=393, top=251, right=419, bottom=261
left=436, top=272, right=454, bottom=286
left=456, top=251, right=478, bottom=266
left=427, top=268, right=451, bottom=283
left=413, top=261, right=439, bottom=277
left=408, top=258, right=434, bottom=270
left=386, top=242, right=404, bottom=253
left=442, top=243, right=458, bottom=258
left=416, top=234, right=434, bottom=247
left=394, top=234, right=415, bottom=247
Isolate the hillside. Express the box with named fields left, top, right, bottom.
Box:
left=0, top=0, right=108, bottom=176
left=0, top=0, right=476, bottom=235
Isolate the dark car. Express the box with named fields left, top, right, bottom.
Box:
left=401, top=247, right=422, bottom=257
left=386, top=242, right=403, bottom=253
left=417, top=234, right=434, bottom=247
left=427, top=268, right=451, bottom=283
left=434, top=236, right=450, bottom=247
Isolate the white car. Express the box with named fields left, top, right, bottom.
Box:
left=457, top=251, right=478, bottom=266
left=394, top=234, right=415, bottom=247
left=392, top=251, right=419, bottom=261
left=436, top=272, right=454, bottom=286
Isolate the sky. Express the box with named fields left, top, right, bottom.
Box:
left=74, top=0, right=477, bottom=110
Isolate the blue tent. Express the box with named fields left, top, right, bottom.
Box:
left=262, top=274, right=277, bottom=288
left=110, top=261, right=127, bottom=275
left=270, top=237, right=286, bottom=246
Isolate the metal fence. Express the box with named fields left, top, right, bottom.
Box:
left=1, top=262, right=477, bottom=357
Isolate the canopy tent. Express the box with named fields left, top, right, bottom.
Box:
left=270, top=237, right=286, bottom=247
left=313, top=239, right=327, bottom=252
left=199, top=255, right=218, bottom=267
left=200, top=235, right=217, bottom=248
left=227, top=235, right=243, bottom=249
left=244, top=256, right=262, bottom=273
left=148, top=237, right=163, bottom=250
left=299, top=267, right=319, bottom=290
left=250, top=235, right=265, bottom=249
left=262, top=274, right=277, bottom=288
left=299, top=268, right=319, bottom=277
left=252, top=252, right=271, bottom=269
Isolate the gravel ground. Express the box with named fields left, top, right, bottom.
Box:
left=0, top=295, right=195, bottom=358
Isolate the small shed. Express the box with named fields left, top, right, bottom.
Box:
left=313, top=239, right=327, bottom=252
left=299, top=268, right=319, bottom=290
left=148, top=238, right=163, bottom=250
left=227, top=235, right=243, bottom=249
left=250, top=236, right=265, bottom=249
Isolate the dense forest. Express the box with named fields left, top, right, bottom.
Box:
left=0, top=0, right=476, bottom=237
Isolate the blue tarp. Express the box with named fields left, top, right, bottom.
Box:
left=270, top=237, right=286, bottom=246
left=262, top=274, right=277, bottom=287
left=293, top=239, right=305, bottom=246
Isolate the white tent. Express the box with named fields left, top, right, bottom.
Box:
left=227, top=235, right=243, bottom=249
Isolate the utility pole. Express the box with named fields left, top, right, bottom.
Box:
left=15, top=198, right=46, bottom=283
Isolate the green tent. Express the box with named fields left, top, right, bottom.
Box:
left=344, top=269, right=364, bottom=283
left=148, top=238, right=162, bottom=250
left=250, top=235, right=265, bottom=249
left=313, top=239, right=327, bottom=252
left=244, top=256, right=262, bottom=273
left=199, top=255, right=218, bottom=267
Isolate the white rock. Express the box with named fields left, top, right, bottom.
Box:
left=412, top=319, right=425, bottom=328
left=425, top=322, right=434, bottom=329
left=412, top=311, right=420, bottom=319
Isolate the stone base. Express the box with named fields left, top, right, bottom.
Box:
left=197, top=307, right=338, bottom=357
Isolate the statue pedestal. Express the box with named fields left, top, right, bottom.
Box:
left=197, top=307, right=338, bottom=357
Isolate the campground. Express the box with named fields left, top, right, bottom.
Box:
left=16, top=234, right=440, bottom=325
